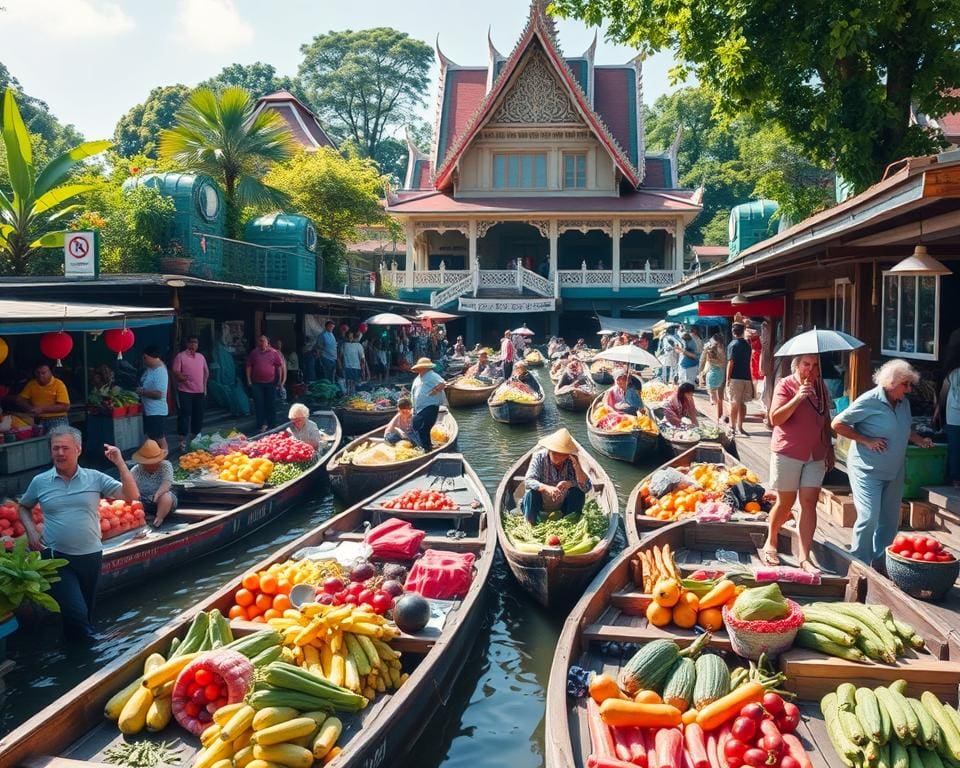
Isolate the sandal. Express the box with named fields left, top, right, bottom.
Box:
left=760, top=547, right=780, bottom=566
left=799, top=558, right=821, bottom=574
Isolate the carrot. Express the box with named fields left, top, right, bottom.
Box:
left=600, top=700, right=683, bottom=729
left=697, top=580, right=736, bottom=610
left=612, top=727, right=634, bottom=762
left=781, top=734, right=814, bottom=768
left=684, top=723, right=710, bottom=768
left=705, top=732, right=720, bottom=768
left=655, top=728, right=684, bottom=768
left=695, top=682, right=764, bottom=732
left=588, top=697, right=617, bottom=758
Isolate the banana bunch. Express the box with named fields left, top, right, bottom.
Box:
left=267, top=604, right=406, bottom=702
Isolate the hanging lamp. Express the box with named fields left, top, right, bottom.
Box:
left=889, top=245, right=952, bottom=277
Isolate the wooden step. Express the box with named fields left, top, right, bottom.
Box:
left=581, top=620, right=734, bottom=652
left=923, top=486, right=960, bottom=524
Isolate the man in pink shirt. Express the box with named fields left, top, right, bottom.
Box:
left=172, top=336, right=209, bottom=451
left=246, top=335, right=286, bottom=432
left=500, top=330, right=515, bottom=380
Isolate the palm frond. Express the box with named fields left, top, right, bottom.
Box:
left=234, top=175, right=291, bottom=211
left=31, top=184, right=99, bottom=217
left=2, top=89, right=35, bottom=202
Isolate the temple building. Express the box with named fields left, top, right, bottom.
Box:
left=384, top=1, right=702, bottom=341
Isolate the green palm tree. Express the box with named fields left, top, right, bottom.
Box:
left=159, top=87, right=296, bottom=237
left=0, top=89, right=111, bottom=274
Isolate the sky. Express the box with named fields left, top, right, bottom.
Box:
left=0, top=0, right=680, bottom=143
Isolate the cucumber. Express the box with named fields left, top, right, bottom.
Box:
left=891, top=740, right=910, bottom=768
left=878, top=691, right=894, bottom=745
left=838, top=683, right=858, bottom=711
left=877, top=687, right=911, bottom=741
left=795, top=629, right=869, bottom=661
left=890, top=688, right=922, bottom=741
left=224, top=630, right=282, bottom=659
left=856, top=687, right=886, bottom=744
left=823, top=692, right=861, bottom=764
left=803, top=607, right=863, bottom=637
left=928, top=694, right=960, bottom=762
left=908, top=697, right=942, bottom=751
left=250, top=645, right=283, bottom=668
left=172, top=611, right=210, bottom=657
left=920, top=749, right=946, bottom=768
left=803, top=621, right=857, bottom=647
left=909, top=747, right=927, bottom=768
left=206, top=609, right=233, bottom=648
left=892, top=680, right=909, bottom=695
left=840, top=708, right=869, bottom=746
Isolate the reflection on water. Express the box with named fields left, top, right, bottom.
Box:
left=2, top=369, right=660, bottom=762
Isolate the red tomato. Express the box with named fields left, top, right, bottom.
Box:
left=731, top=716, right=757, bottom=742
left=893, top=533, right=909, bottom=547
left=762, top=693, right=785, bottom=717
left=923, top=552, right=937, bottom=562
left=194, top=668, right=213, bottom=686
left=911, top=552, right=925, bottom=561
left=371, top=592, right=393, bottom=614
left=358, top=589, right=374, bottom=604
left=204, top=683, right=220, bottom=701
left=185, top=701, right=200, bottom=718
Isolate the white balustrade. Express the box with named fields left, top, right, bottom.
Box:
left=477, top=270, right=518, bottom=288
left=520, top=267, right=553, bottom=297
left=620, top=269, right=683, bottom=286
left=412, top=269, right=470, bottom=288
left=431, top=273, right=474, bottom=308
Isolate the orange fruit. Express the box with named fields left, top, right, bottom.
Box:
left=251, top=615, right=266, bottom=624
left=653, top=578, right=681, bottom=608
left=259, top=574, right=278, bottom=595
left=235, top=588, right=254, bottom=607
left=698, top=607, right=724, bottom=631
left=228, top=605, right=246, bottom=620
left=263, top=608, right=281, bottom=621
left=246, top=604, right=262, bottom=620
left=272, top=594, right=292, bottom=612
left=744, top=501, right=762, bottom=513
left=673, top=602, right=698, bottom=629
left=241, top=572, right=260, bottom=591
left=276, top=579, right=292, bottom=595
left=646, top=601, right=673, bottom=627
left=255, top=593, right=273, bottom=612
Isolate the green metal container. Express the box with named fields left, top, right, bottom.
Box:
left=902, top=444, right=948, bottom=499
left=243, top=213, right=319, bottom=291
left=728, top=199, right=779, bottom=259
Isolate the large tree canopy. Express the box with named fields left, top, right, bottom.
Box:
left=198, top=62, right=310, bottom=104
left=113, top=85, right=192, bottom=159
left=646, top=86, right=833, bottom=247
left=551, top=0, right=960, bottom=190
left=298, top=28, right=432, bottom=159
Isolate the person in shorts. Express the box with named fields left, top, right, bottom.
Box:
left=138, top=346, right=169, bottom=452
left=129, top=439, right=177, bottom=528
left=725, top=323, right=753, bottom=436
left=762, top=354, right=834, bottom=572
left=340, top=332, right=366, bottom=395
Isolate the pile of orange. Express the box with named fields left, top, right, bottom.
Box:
left=638, top=485, right=715, bottom=522
left=214, top=452, right=274, bottom=484
left=228, top=570, right=294, bottom=623
left=636, top=461, right=763, bottom=522
left=645, top=577, right=737, bottom=632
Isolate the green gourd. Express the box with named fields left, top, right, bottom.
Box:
left=662, top=657, right=696, bottom=711
left=692, top=654, right=731, bottom=710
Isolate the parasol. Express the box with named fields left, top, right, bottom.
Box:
left=365, top=312, right=412, bottom=326
left=774, top=328, right=865, bottom=357
left=594, top=345, right=662, bottom=368
left=512, top=325, right=536, bottom=336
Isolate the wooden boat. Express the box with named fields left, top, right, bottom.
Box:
left=445, top=377, right=501, bottom=408
left=333, top=404, right=397, bottom=436
left=98, top=411, right=342, bottom=593
left=487, top=389, right=545, bottom=424
left=589, top=359, right=613, bottom=385
left=663, top=431, right=702, bottom=457
left=524, top=349, right=546, bottom=367
left=0, top=452, right=496, bottom=768
left=585, top=395, right=660, bottom=464
left=495, top=437, right=620, bottom=607
left=554, top=381, right=596, bottom=412
left=624, top=442, right=746, bottom=543
left=544, top=518, right=960, bottom=768
left=326, top=408, right=459, bottom=505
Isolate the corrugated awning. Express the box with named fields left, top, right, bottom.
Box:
left=0, top=300, right=175, bottom=334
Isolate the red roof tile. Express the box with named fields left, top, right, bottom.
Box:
left=387, top=190, right=701, bottom=215
left=437, top=69, right=487, bottom=161
left=417, top=160, right=434, bottom=189
left=938, top=90, right=960, bottom=139
left=256, top=91, right=335, bottom=150
left=691, top=246, right=728, bottom=258
left=594, top=68, right=636, bottom=166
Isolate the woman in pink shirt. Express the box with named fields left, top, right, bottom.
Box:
left=172, top=336, right=209, bottom=451
left=762, top=354, right=835, bottom=571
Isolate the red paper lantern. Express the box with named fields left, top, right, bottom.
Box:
left=104, top=328, right=135, bottom=360
left=358, top=322, right=368, bottom=334
left=40, top=331, right=73, bottom=367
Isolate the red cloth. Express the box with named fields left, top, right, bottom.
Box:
left=749, top=335, right=763, bottom=381
left=404, top=549, right=475, bottom=599
left=365, top=518, right=425, bottom=560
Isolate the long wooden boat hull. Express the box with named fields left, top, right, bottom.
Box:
left=495, top=437, right=620, bottom=608
left=554, top=385, right=595, bottom=412
left=326, top=409, right=459, bottom=505
left=0, top=452, right=496, bottom=768
left=590, top=370, right=613, bottom=386
left=624, top=441, right=743, bottom=544
left=446, top=379, right=500, bottom=407
left=544, top=518, right=960, bottom=768
left=98, top=411, right=342, bottom=593
left=333, top=405, right=397, bottom=436
left=487, top=397, right=544, bottom=424
left=585, top=396, right=660, bottom=464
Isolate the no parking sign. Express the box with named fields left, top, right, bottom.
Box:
left=64, top=231, right=99, bottom=277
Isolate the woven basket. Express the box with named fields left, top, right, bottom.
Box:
left=722, top=599, right=804, bottom=661
left=885, top=547, right=959, bottom=602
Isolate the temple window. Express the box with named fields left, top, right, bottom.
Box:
left=563, top=153, right=587, bottom=189
left=493, top=153, right=548, bottom=189
left=881, top=272, right=940, bottom=360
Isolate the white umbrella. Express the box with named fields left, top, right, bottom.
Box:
left=597, top=329, right=615, bottom=335
left=416, top=310, right=460, bottom=321
left=774, top=328, right=865, bottom=357
left=512, top=326, right=536, bottom=336
left=365, top=312, right=412, bottom=326
left=594, top=345, right=662, bottom=368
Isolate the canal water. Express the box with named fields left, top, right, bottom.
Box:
left=1, top=369, right=663, bottom=764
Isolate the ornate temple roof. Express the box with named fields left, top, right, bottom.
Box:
left=253, top=90, right=336, bottom=151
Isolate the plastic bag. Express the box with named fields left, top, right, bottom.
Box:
left=365, top=518, right=425, bottom=560
left=404, top=549, right=475, bottom=599
left=648, top=467, right=692, bottom=497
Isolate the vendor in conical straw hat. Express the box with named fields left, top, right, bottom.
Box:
left=521, top=427, right=592, bottom=524
left=410, top=357, right=448, bottom=451
left=130, top=439, right=177, bottom=528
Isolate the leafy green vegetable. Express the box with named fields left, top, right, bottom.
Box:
left=0, top=538, right=68, bottom=614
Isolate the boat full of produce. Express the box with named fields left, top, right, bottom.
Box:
left=334, top=387, right=407, bottom=436
left=446, top=375, right=502, bottom=408
left=326, top=408, right=459, bottom=504
left=488, top=380, right=545, bottom=424
left=585, top=396, right=660, bottom=464
left=0, top=451, right=496, bottom=768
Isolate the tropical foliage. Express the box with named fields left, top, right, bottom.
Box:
left=263, top=147, right=392, bottom=287
left=0, top=89, right=111, bottom=275
left=114, top=85, right=192, bottom=159
left=198, top=62, right=309, bottom=104
left=550, top=0, right=960, bottom=190
left=298, top=28, right=432, bottom=164
left=159, top=87, right=297, bottom=237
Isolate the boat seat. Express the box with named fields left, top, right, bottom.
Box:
left=581, top=621, right=734, bottom=652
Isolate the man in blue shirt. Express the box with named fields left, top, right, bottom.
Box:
left=410, top=357, right=448, bottom=450
left=522, top=428, right=592, bottom=524
left=318, top=320, right=339, bottom=382
left=18, top=426, right=139, bottom=641
left=138, top=346, right=170, bottom=451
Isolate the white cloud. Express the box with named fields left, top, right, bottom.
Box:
left=174, top=0, right=255, bottom=53
left=3, top=0, right=135, bottom=39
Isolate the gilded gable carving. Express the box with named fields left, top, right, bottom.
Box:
left=489, top=50, right=582, bottom=125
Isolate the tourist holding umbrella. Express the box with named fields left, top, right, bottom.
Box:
left=832, top=359, right=934, bottom=567
left=410, top=357, right=447, bottom=450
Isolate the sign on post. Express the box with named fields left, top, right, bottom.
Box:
left=64, top=231, right=99, bottom=278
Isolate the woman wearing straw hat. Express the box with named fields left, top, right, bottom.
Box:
left=410, top=357, right=448, bottom=451
left=130, top=439, right=177, bottom=528
left=522, top=428, right=592, bottom=524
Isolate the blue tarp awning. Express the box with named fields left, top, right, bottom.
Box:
left=0, top=299, right=175, bottom=335
left=666, top=301, right=728, bottom=324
